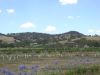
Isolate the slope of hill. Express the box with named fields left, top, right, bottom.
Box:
left=85, top=36, right=100, bottom=41
left=0, top=31, right=100, bottom=48
left=0, top=33, right=5, bottom=36
left=0, top=35, right=16, bottom=44
left=7, top=31, right=84, bottom=43
left=63, top=31, right=84, bottom=36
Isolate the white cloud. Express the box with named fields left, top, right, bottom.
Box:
left=59, top=0, right=78, bottom=5
left=45, top=25, right=56, bottom=33
left=96, top=30, right=100, bottom=33
left=88, top=29, right=100, bottom=34
left=6, top=9, right=15, bottom=14
left=68, top=16, right=74, bottom=19
left=76, top=16, right=81, bottom=18
left=88, top=29, right=94, bottom=33
left=0, top=9, right=2, bottom=13
left=67, top=16, right=80, bottom=19
left=20, top=22, right=35, bottom=29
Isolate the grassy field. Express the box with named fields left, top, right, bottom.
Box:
left=0, top=49, right=100, bottom=75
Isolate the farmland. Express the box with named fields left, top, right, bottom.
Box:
left=0, top=48, right=100, bottom=75
left=0, top=31, right=100, bottom=75
left=0, top=0, right=100, bottom=74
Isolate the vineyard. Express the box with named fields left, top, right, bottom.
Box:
left=0, top=47, right=100, bottom=75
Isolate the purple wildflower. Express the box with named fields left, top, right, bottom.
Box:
left=18, top=64, right=27, bottom=70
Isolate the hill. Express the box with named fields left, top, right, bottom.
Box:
left=7, top=31, right=84, bottom=45
left=0, top=31, right=100, bottom=48
left=0, top=36, right=15, bottom=44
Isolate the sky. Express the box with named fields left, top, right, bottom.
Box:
left=0, top=0, right=100, bottom=35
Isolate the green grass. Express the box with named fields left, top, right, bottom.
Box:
left=39, top=65, right=100, bottom=75
left=0, top=47, right=100, bottom=54
left=64, top=65, right=100, bottom=75
left=0, top=47, right=100, bottom=75
left=32, top=65, right=100, bottom=75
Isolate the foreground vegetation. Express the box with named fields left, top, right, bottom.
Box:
left=0, top=47, right=100, bottom=75
left=66, top=65, right=100, bottom=75
left=0, top=64, right=100, bottom=75
left=1, top=31, right=100, bottom=74
left=0, top=47, right=100, bottom=54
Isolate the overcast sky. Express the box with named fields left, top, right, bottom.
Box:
left=0, top=0, right=100, bottom=35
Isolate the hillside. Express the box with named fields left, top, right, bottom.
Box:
left=7, top=31, right=84, bottom=45
left=0, top=31, right=100, bottom=48
left=0, top=36, right=15, bottom=44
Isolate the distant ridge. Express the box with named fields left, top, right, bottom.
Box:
left=65, top=31, right=84, bottom=35
left=0, top=31, right=100, bottom=48
left=0, top=33, right=5, bottom=36
left=0, top=31, right=85, bottom=44
left=61, top=31, right=85, bottom=37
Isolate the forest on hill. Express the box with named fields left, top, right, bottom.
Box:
left=0, top=31, right=100, bottom=48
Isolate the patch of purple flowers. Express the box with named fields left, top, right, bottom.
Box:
left=0, top=68, right=15, bottom=75
left=31, top=64, right=40, bottom=73
left=18, top=64, right=27, bottom=70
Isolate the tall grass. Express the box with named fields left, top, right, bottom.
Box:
left=65, top=65, right=100, bottom=75
left=0, top=64, right=100, bottom=75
